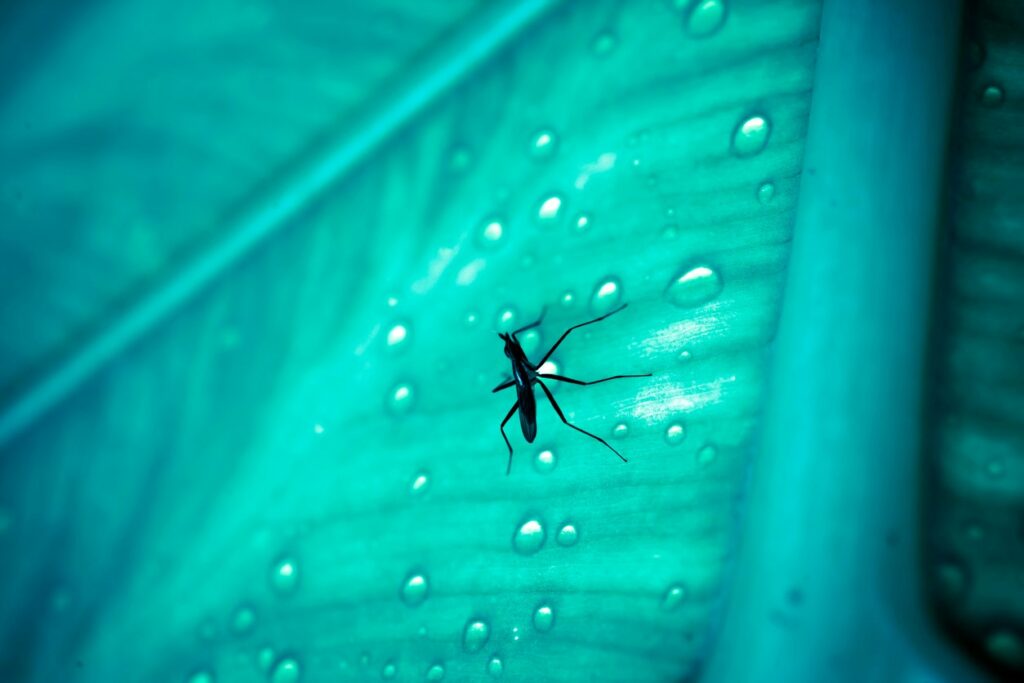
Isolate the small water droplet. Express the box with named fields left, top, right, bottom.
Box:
left=231, top=605, right=256, bottom=635
left=410, top=471, right=430, bottom=495
left=487, top=655, right=504, bottom=677
left=496, top=307, right=518, bottom=332
left=696, top=444, right=718, bottom=466
left=462, top=619, right=491, bottom=653
left=477, top=218, right=505, bottom=249
left=574, top=214, right=591, bottom=232
left=450, top=145, right=472, bottom=172
left=313, top=423, right=325, bottom=435
left=591, top=31, right=617, bottom=56
left=425, top=663, right=446, bottom=681
left=513, top=519, right=546, bottom=555
left=556, top=524, right=579, bottom=547
left=560, top=291, right=575, bottom=307
left=682, top=0, right=727, bottom=38
left=529, top=129, right=558, bottom=159
left=465, top=311, right=479, bottom=327
left=533, top=604, right=555, bottom=632
left=590, top=277, right=623, bottom=314
left=665, top=423, right=686, bottom=445
left=986, top=629, right=1024, bottom=668
left=534, top=449, right=557, bottom=474
left=661, top=583, right=688, bottom=611
left=666, top=264, right=723, bottom=308
left=360, top=652, right=371, bottom=666
left=382, top=662, right=397, bottom=679
left=987, top=459, right=1006, bottom=478
left=731, top=114, right=771, bottom=157
left=934, top=559, right=969, bottom=602
left=965, top=521, right=985, bottom=542
left=678, top=350, right=693, bottom=364
left=401, top=572, right=429, bottom=607
left=661, top=224, right=679, bottom=240
left=270, top=657, right=301, bottom=683
left=612, top=423, right=629, bottom=439
left=271, top=557, right=298, bottom=595
left=757, top=181, right=776, bottom=204
left=386, top=296, right=399, bottom=307
left=387, top=382, right=415, bottom=415
left=187, top=671, right=215, bottom=683
left=386, top=323, right=409, bottom=350
left=257, top=647, right=276, bottom=672
left=979, top=84, right=1005, bottom=107
left=518, top=328, right=542, bottom=357
left=536, top=194, right=564, bottom=225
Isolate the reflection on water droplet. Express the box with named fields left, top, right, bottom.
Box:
left=665, top=423, right=686, bottom=445
left=387, top=383, right=415, bottom=415
left=683, top=0, right=727, bottom=37
left=487, top=656, right=504, bottom=677
left=574, top=214, right=591, bottom=232
left=612, top=423, right=629, bottom=439
left=533, top=604, right=555, bottom=632
left=661, top=584, right=688, bottom=611
left=557, top=524, right=579, bottom=547
left=401, top=572, right=429, bottom=607
left=231, top=605, right=256, bottom=635
left=496, top=307, right=518, bottom=332
left=535, top=449, right=557, bottom=474
left=529, top=129, right=558, bottom=159
left=731, top=115, right=771, bottom=157
left=536, top=194, right=564, bottom=225
left=560, top=291, right=575, bottom=307
left=465, top=311, right=479, bottom=327
left=270, top=657, right=301, bottom=683
left=696, top=444, right=718, bottom=465
left=757, top=181, right=776, bottom=204
left=382, top=661, right=397, bottom=679
left=667, top=264, right=723, bottom=308
left=591, top=31, right=617, bottom=56
left=590, top=277, right=623, bottom=314
left=188, top=671, right=214, bottom=683
left=410, top=471, right=430, bottom=495
left=679, top=350, right=693, bottom=362
left=271, top=557, right=298, bottom=595
left=386, top=323, right=409, bottom=349
left=477, top=219, right=505, bottom=249
left=513, top=519, right=546, bottom=555
left=980, top=84, right=1005, bottom=107
left=463, top=619, right=491, bottom=653
left=426, top=663, right=446, bottom=681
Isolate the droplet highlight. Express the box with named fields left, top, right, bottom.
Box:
left=477, top=219, right=505, bottom=249
left=401, top=572, right=429, bottom=607
left=590, top=277, right=623, bottom=314
left=487, top=655, right=504, bottom=677
left=661, top=583, right=688, bottom=611
left=496, top=307, right=518, bottom=332
left=979, top=84, right=1005, bottom=107
left=665, top=423, right=686, bottom=445
left=731, top=115, right=771, bottom=157
left=270, top=657, right=301, bottom=683
left=513, top=519, right=546, bottom=555
left=556, top=524, right=579, bottom=547
left=386, top=323, right=409, bottom=350
left=574, top=214, right=591, bottom=232
left=534, top=449, right=558, bottom=474
left=271, top=557, right=298, bottom=595
left=533, top=604, right=555, bottom=632
left=410, top=471, right=430, bottom=495
left=683, top=0, right=727, bottom=38
left=757, top=181, right=776, bottom=204
left=612, top=423, right=629, bottom=439
left=666, top=264, right=723, bottom=308
left=529, top=129, right=558, bottom=159
left=462, top=619, right=491, bottom=653
left=387, top=382, right=415, bottom=415
left=536, top=194, right=564, bottom=225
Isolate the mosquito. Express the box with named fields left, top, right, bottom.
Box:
left=492, top=303, right=651, bottom=474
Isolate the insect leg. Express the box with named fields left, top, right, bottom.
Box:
left=536, top=380, right=627, bottom=463
left=511, top=307, right=548, bottom=338
left=492, top=378, right=515, bottom=393
left=539, top=372, right=651, bottom=386
left=536, top=304, right=629, bottom=367
left=500, top=401, right=520, bottom=475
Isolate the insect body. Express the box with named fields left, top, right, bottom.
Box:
left=492, top=304, right=651, bottom=474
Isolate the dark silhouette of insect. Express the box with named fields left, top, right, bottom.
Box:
left=493, top=303, right=651, bottom=474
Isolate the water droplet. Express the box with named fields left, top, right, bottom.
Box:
left=696, top=444, right=718, bottom=466
left=536, top=194, right=564, bottom=225
left=450, top=145, right=472, bottom=172
left=410, top=471, right=430, bottom=495
left=731, top=115, right=771, bottom=157
left=934, top=559, right=969, bottom=602
left=401, top=572, right=429, bottom=607
left=425, top=663, right=446, bottom=681
left=496, top=307, right=518, bottom=332
left=556, top=524, right=579, bottom=547
left=513, top=519, right=546, bottom=555
left=271, top=557, right=298, bottom=595
left=188, top=671, right=215, bottom=683
left=574, top=214, right=591, bottom=232
left=666, top=264, right=723, bottom=308
left=477, top=219, right=505, bottom=249
left=487, top=655, right=504, bottom=677
left=465, top=311, right=479, bottom=327
left=533, top=604, right=555, bottom=632
left=382, top=662, right=397, bottom=679
left=980, top=84, right=1005, bottom=107
left=965, top=521, right=985, bottom=542
left=678, top=349, right=693, bottom=362
left=534, top=449, right=557, bottom=474
left=313, top=423, right=325, bottom=435
left=518, top=328, right=542, bottom=357
left=270, top=657, right=301, bottom=683
left=462, top=619, right=491, bottom=653
left=665, top=423, right=686, bottom=445
left=661, top=224, right=680, bottom=240
left=387, top=382, right=416, bottom=415
left=386, top=323, right=409, bottom=350
left=591, top=31, right=617, bottom=56
left=231, top=605, right=256, bottom=635
left=661, top=584, right=688, bottom=611
left=529, top=129, right=558, bottom=159
left=986, top=629, right=1024, bottom=668
left=682, top=0, right=727, bottom=38
left=560, top=291, right=575, bottom=307
left=757, top=181, right=776, bottom=204
left=360, top=652, right=372, bottom=666
left=612, top=423, right=629, bottom=439
left=987, top=458, right=1006, bottom=478
left=257, top=647, right=276, bottom=671
left=537, top=359, right=559, bottom=377
left=590, top=277, right=623, bottom=314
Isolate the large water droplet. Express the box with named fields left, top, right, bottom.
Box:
left=757, top=181, right=776, bottom=204
left=696, top=444, right=718, bottom=466
left=410, top=471, right=430, bottom=496
left=387, top=382, right=415, bottom=415
left=271, top=556, right=298, bottom=595
left=487, top=655, right=504, bottom=677
left=382, top=662, right=397, bottom=679
left=667, top=264, right=723, bottom=308
left=425, top=663, right=446, bottom=681
left=612, top=423, right=629, bottom=439
left=231, top=605, right=256, bottom=635
left=665, top=423, right=686, bottom=445
left=536, top=194, right=564, bottom=225
left=401, top=572, right=429, bottom=607
left=533, top=604, right=555, bottom=632
left=534, top=449, right=558, bottom=474
left=529, top=129, right=558, bottom=159
left=463, top=619, right=491, bottom=653
left=980, top=84, right=1005, bottom=107
left=661, top=583, right=688, bottom=611
left=513, top=519, right=546, bottom=555
left=590, top=277, right=623, bottom=314
left=682, top=0, right=727, bottom=37
left=187, top=671, right=215, bottom=683
left=557, top=524, right=579, bottom=547
left=270, top=657, right=301, bottom=683
left=731, top=115, right=771, bottom=157
left=386, top=322, right=410, bottom=350
left=477, top=218, right=505, bottom=249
